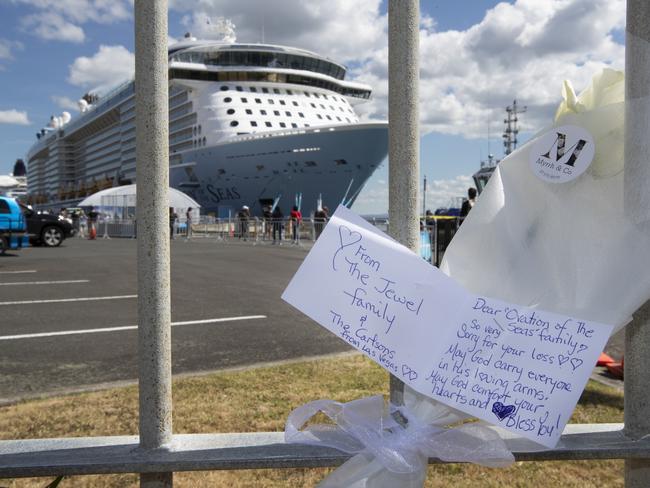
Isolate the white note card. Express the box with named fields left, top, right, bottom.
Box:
left=282, top=205, right=613, bottom=447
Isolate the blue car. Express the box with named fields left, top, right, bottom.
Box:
left=0, top=196, right=29, bottom=254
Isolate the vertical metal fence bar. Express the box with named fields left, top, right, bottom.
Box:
left=135, top=0, right=173, bottom=486
left=388, top=0, right=419, bottom=406
left=624, top=1, right=650, bottom=486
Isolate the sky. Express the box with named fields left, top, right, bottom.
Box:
left=0, top=0, right=626, bottom=213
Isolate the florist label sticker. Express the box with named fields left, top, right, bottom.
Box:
left=529, top=125, right=595, bottom=183
left=282, top=205, right=613, bottom=448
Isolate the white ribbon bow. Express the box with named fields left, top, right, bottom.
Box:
left=286, top=395, right=514, bottom=486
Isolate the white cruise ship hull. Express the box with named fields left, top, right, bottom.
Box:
left=170, top=122, right=387, bottom=217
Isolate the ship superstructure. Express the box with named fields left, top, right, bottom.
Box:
left=26, top=39, right=388, bottom=216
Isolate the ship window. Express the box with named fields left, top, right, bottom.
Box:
left=285, top=111, right=291, bottom=116
left=345, top=118, right=350, bottom=123
left=305, top=124, right=311, bottom=127
left=279, top=100, right=286, bottom=105
left=236, top=86, right=243, bottom=91
left=203, top=136, right=206, bottom=145
left=304, top=161, right=317, bottom=167
left=265, top=121, right=272, bottom=127
left=330, top=105, right=335, bottom=110
left=323, top=95, right=328, bottom=100
left=273, top=88, right=280, bottom=94
left=310, top=103, right=315, bottom=108
left=317, top=114, right=323, bottom=119
left=335, top=159, right=348, bottom=165
left=246, top=109, right=253, bottom=114
left=230, top=121, right=239, bottom=127
left=260, top=110, right=267, bottom=115
left=298, top=112, right=304, bottom=118
left=250, top=87, right=257, bottom=92
left=314, top=93, right=320, bottom=98
left=279, top=122, right=286, bottom=128
left=241, top=97, right=248, bottom=103
left=193, top=127, right=197, bottom=136
left=287, top=89, right=293, bottom=95
left=268, top=99, right=274, bottom=104
left=198, top=125, right=202, bottom=134
left=224, top=97, right=232, bottom=103
left=304, top=91, right=310, bottom=97
left=320, top=104, right=325, bottom=109
left=273, top=110, right=280, bottom=116
left=292, top=101, right=298, bottom=106
left=291, top=123, right=298, bottom=128
left=251, top=121, right=258, bottom=127
left=227, top=109, right=235, bottom=115
left=326, top=115, right=332, bottom=120
left=255, top=98, right=262, bottom=103
left=220, top=86, right=229, bottom=91
left=336, top=116, right=341, bottom=121
left=262, top=87, right=269, bottom=93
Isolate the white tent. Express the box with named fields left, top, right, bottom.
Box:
left=79, top=184, right=200, bottom=220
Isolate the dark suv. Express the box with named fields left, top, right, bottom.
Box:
left=19, top=204, right=74, bottom=247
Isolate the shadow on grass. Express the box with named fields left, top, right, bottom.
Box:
left=578, top=385, right=624, bottom=411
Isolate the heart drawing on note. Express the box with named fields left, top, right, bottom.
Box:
left=332, top=225, right=363, bottom=271
left=492, top=402, right=516, bottom=421
left=338, top=225, right=362, bottom=250
left=570, top=357, right=584, bottom=370
left=401, top=364, right=418, bottom=381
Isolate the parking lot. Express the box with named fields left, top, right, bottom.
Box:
left=0, top=237, right=352, bottom=404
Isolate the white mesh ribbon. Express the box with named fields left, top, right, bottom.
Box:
left=285, top=395, right=514, bottom=487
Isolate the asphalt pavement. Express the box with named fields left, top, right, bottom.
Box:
left=0, top=236, right=352, bottom=403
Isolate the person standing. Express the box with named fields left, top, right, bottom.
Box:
left=87, top=206, right=99, bottom=240
left=460, top=187, right=477, bottom=220
left=169, top=207, right=178, bottom=239
left=238, top=205, right=250, bottom=240
left=272, top=205, right=284, bottom=244
left=263, top=205, right=272, bottom=241
left=314, top=206, right=326, bottom=239
left=290, top=205, right=302, bottom=244
left=185, top=207, right=193, bottom=238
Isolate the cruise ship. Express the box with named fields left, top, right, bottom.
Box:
left=25, top=37, right=388, bottom=217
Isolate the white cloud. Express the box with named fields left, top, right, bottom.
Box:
left=353, top=0, right=625, bottom=138
left=14, top=0, right=131, bottom=24
left=0, top=109, right=30, bottom=125
left=0, top=39, right=23, bottom=70
left=169, top=0, right=386, bottom=63
left=353, top=172, right=475, bottom=215
left=21, top=12, right=85, bottom=43
left=15, top=0, right=131, bottom=42
left=68, top=45, right=135, bottom=91
left=168, top=0, right=624, bottom=143
left=51, top=95, right=80, bottom=111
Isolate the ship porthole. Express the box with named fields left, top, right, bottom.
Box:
left=220, top=85, right=229, bottom=91
left=230, top=121, right=239, bottom=127
left=224, top=97, right=232, bottom=103
left=227, top=108, right=235, bottom=115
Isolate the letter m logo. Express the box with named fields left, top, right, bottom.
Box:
left=541, top=132, right=588, bottom=167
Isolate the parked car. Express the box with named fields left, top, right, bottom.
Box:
left=0, top=196, right=29, bottom=253
left=19, top=204, right=73, bottom=247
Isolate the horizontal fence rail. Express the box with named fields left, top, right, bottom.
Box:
left=2, top=424, right=648, bottom=479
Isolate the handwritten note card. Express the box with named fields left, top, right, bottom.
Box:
left=282, top=206, right=614, bottom=447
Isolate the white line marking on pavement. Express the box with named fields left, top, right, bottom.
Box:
left=0, top=295, right=137, bottom=306
left=0, top=315, right=267, bottom=341
left=0, top=270, right=37, bottom=275
left=0, top=280, right=89, bottom=286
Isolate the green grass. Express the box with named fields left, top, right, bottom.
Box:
left=0, top=354, right=624, bottom=487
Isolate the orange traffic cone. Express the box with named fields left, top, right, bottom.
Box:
left=606, top=356, right=624, bottom=380
left=597, top=352, right=615, bottom=367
